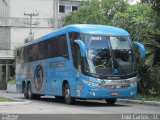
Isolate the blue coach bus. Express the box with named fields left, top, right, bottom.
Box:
left=16, top=24, right=145, bottom=105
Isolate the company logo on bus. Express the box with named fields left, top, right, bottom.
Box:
left=34, top=64, right=43, bottom=91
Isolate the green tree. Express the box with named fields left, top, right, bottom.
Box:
left=114, top=4, right=159, bottom=66
left=63, top=0, right=127, bottom=26
left=114, top=3, right=160, bottom=95
left=150, top=0, right=160, bottom=65
left=63, top=0, right=108, bottom=25
left=101, top=0, right=127, bottom=21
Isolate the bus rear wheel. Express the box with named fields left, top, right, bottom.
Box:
left=64, top=83, right=75, bottom=105
left=105, top=98, right=117, bottom=105
left=27, top=83, right=40, bottom=99
left=23, top=86, right=28, bottom=99
left=27, top=83, right=33, bottom=99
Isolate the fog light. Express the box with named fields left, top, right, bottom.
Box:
left=130, top=91, right=136, bottom=95
left=89, top=91, right=95, bottom=96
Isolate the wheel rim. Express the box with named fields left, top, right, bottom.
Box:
left=28, top=89, right=31, bottom=98
left=64, top=84, right=73, bottom=104
left=28, top=85, right=32, bottom=99
left=65, top=88, right=70, bottom=99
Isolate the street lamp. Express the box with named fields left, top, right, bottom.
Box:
left=24, top=12, right=39, bottom=41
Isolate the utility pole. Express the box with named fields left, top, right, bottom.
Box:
left=24, top=12, right=39, bottom=41
left=53, top=0, right=58, bottom=29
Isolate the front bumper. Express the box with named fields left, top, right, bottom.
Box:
left=76, top=84, right=137, bottom=99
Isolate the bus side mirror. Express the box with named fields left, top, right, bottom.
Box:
left=133, top=42, right=146, bottom=58
left=74, top=40, right=86, bottom=57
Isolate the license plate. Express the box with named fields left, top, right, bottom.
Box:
left=110, top=92, right=119, bottom=96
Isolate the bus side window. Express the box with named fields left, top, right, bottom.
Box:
left=58, top=35, right=69, bottom=59
left=16, top=49, right=20, bottom=63
left=20, top=48, right=24, bottom=63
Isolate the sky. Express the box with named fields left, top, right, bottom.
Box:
left=127, top=0, right=141, bottom=5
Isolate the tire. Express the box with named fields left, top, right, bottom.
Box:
left=27, top=83, right=34, bottom=99
left=105, top=98, right=117, bottom=105
left=27, top=83, right=40, bottom=99
left=64, top=83, right=75, bottom=105
left=23, top=84, right=28, bottom=99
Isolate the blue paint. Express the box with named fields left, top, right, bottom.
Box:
left=16, top=24, right=144, bottom=103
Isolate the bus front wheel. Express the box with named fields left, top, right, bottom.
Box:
left=64, top=83, right=75, bottom=105
left=105, top=98, right=117, bottom=105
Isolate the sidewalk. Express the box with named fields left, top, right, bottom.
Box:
left=118, top=99, right=160, bottom=106
left=6, top=84, right=17, bottom=93
left=0, top=90, right=31, bottom=106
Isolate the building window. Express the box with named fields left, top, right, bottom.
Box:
left=59, top=5, right=65, bottom=13
left=59, top=5, right=78, bottom=13
left=72, top=6, right=78, bottom=11
left=65, top=5, right=72, bottom=13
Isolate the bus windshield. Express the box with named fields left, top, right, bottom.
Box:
left=81, top=35, right=135, bottom=76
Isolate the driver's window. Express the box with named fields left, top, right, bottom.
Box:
left=75, top=45, right=82, bottom=72
left=72, top=43, right=81, bottom=72
left=69, top=32, right=81, bottom=72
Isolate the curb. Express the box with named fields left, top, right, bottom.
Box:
left=118, top=99, right=160, bottom=106
left=0, top=97, right=32, bottom=106
left=6, top=91, right=18, bottom=93
left=6, top=84, right=17, bottom=93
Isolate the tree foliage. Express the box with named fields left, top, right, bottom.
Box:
left=63, top=0, right=107, bottom=25
left=63, top=0, right=126, bottom=26
left=114, top=4, right=160, bottom=66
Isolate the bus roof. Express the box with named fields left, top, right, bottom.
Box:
left=66, top=24, right=129, bottom=36
left=25, top=24, right=130, bottom=46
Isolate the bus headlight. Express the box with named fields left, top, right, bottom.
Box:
left=81, top=79, right=99, bottom=87
left=130, top=80, right=137, bottom=86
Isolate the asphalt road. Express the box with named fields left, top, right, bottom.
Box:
left=0, top=91, right=160, bottom=114
left=0, top=91, right=160, bottom=120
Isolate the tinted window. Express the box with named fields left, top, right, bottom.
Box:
left=48, top=34, right=69, bottom=59
left=72, top=6, right=78, bottom=11
left=69, top=32, right=80, bottom=68
left=16, top=49, right=20, bottom=63
left=59, top=5, right=65, bottom=13
left=20, top=48, right=24, bottom=63
left=18, top=34, right=68, bottom=63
